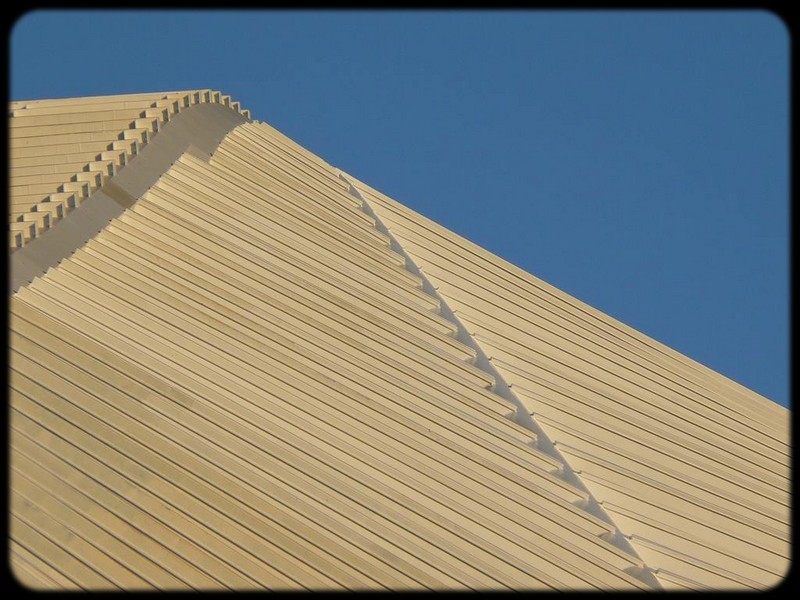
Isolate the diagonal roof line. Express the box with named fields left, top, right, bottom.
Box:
left=338, top=172, right=662, bottom=590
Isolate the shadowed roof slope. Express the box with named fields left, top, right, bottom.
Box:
left=8, top=91, right=790, bottom=591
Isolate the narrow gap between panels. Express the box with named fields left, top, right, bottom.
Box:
left=338, top=173, right=661, bottom=590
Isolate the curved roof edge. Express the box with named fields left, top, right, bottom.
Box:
left=9, top=90, right=250, bottom=253
left=9, top=96, right=249, bottom=293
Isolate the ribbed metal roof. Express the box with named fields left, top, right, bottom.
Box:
left=8, top=91, right=789, bottom=591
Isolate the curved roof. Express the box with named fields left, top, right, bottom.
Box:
left=8, top=91, right=789, bottom=591
left=9, top=90, right=249, bottom=249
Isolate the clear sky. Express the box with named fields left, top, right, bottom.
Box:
left=8, top=9, right=789, bottom=408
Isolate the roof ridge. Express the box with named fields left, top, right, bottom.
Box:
left=339, top=171, right=663, bottom=590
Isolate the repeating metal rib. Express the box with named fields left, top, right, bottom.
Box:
left=9, top=92, right=788, bottom=591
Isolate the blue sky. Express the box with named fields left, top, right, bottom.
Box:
left=9, top=10, right=789, bottom=407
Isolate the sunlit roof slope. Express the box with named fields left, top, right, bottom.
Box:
left=8, top=91, right=790, bottom=591
left=353, top=176, right=791, bottom=590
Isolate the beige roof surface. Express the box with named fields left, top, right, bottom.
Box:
left=8, top=91, right=790, bottom=591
